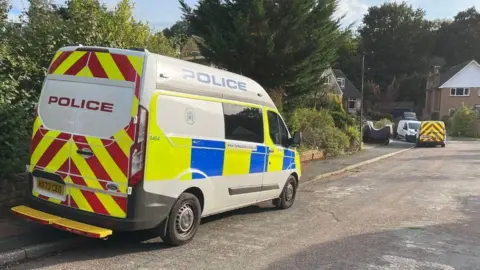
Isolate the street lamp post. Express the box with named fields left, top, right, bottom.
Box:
left=360, top=53, right=365, bottom=149
left=360, top=51, right=373, bottom=150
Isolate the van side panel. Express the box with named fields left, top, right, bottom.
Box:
left=31, top=49, right=145, bottom=219
left=143, top=91, right=299, bottom=215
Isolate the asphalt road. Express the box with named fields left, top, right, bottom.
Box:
left=10, top=141, right=480, bottom=270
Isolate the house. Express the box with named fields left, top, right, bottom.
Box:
left=424, top=60, right=480, bottom=120
left=321, top=69, right=362, bottom=114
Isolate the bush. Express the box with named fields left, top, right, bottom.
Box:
left=0, top=102, right=34, bottom=179
left=330, top=111, right=356, bottom=130
left=374, top=118, right=393, bottom=129
left=314, top=125, right=350, bottom=156
left=288, top=108, right=352, bottom=156
left=288, top=108, right=335, bottom=133
left=451, top=104, right=477, bottom=137
left=344, top=125, right=361, bottom=150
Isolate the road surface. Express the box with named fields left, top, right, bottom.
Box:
left=11, top=141, right=480, bottom=270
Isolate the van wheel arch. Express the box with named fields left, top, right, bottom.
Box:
left=184, top=187, right=204, bottom=213
left=290, top=172, right=299, bottom=188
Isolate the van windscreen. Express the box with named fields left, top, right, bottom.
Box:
left=38, top=79, right=134, bottom=139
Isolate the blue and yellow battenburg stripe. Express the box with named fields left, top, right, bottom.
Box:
left=144, top=93, right=300, bottom=182
left=145, top=137, right=297, bottom=181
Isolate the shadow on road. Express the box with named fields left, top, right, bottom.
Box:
left=12, top=204, right=280, bottom=269
left=267, top=194, right=480, bottom=270
left=15, top=193, right=480, bottom=270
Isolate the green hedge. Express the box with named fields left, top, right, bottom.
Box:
left=0, top=103, right=34, bottom=179
left=288, top=108, right=359, bottom=156
left=451, top=104, right=477, bottom=137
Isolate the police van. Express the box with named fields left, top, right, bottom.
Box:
left=12, top=46, right=302, bottom=246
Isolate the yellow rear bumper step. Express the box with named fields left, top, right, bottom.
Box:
left=11, top=205, right=112, bottom=239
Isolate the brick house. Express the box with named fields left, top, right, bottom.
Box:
left=424, top=60, right=480, bottom=120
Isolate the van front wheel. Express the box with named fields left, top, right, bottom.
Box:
left=273, top=175, right=297, bottom=209
left=161, top=192, right=201, bottom=246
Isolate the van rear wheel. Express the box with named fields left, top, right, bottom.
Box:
left=161, top=192, right=201, bottom=246
left=273, top=175, right=297, bottom=209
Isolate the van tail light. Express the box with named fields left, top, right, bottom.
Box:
left=29, top=103, right=39, bottom=156
left=129, top=105, right=148, bottom=187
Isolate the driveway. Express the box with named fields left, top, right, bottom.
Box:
left=12, top=141, right=480, bottom=270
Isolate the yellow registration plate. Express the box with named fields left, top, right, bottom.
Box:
left=37, top=179, right=65, bottom=196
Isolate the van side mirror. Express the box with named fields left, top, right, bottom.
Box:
left=291, top=131, right=301, bottom=147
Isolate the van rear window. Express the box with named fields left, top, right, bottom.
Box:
left=38, top=79, right=134, bottom=139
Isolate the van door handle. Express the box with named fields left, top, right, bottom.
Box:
left=77, top=149, right=94, bottom=156
left=268, top=148, right=274, bottom=153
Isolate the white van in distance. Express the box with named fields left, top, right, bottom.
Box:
left=397, top=120, right=421, bottom=143
left=12, top=46, right=302, bottom=246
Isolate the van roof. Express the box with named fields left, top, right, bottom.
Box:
left=56, top=46, right=276, bottom=109
left=149, top=52, right=276, bottom=109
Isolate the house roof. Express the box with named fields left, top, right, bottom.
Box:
left=438, top=60, right=472, bottom=86
left=439, top=60, right=480, bottom=88
left=333, top=69, right=361, bottom=98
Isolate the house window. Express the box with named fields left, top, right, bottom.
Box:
left=450, top=88, right=469, bottom=96
left=337, top=78, right=345, bottom=88
left=348, top=98, right=356, bottom=109
left=326, top=76, right=331, bottom=84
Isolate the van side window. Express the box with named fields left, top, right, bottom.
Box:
left=223, top=103, right=263, bottom=143
left=403, top=123, right=407, bottom=129
left=267, top=111, right=289, bottom=147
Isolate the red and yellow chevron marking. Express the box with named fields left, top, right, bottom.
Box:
left=29, top=48, right=144, bottom=219
left=419, top=122, right=445, bottom=142
left=47, top=49, right=144, bottom=117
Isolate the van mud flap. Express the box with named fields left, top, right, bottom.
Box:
left=11, top=205, right=112, bottom=239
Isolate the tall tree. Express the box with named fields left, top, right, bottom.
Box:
left=435, top=7, right=480, bottom=66
left=359, top=2, right=434, bottom=90
left=180, top=0, right=341, bottom=109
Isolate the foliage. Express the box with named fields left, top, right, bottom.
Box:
left=0, top=0, right=178, bottom=179
left=180, top=0, right=341, bottom=107
left=330, top=111, right=356, bottom=130
left=288, top=108, right=335, bottom=133
left=344, top=125, right=361, bottom=150
left=374, top=118, right=393, bottom=129
left=451, top=104, right=478, bottom=137
left=434, top=7, right=480, bottom=66
left=0, top=103, right=33, bottom=179
left=287, top=108, right=354, bottom=156
left=163, top=19, right=192, bottom=49
left=313, top=125, right=350, bottom=156
left=359, top=2, right=434, bottom=90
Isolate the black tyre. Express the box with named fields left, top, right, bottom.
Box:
left=161, top=192, right=201, bottom=246
left=273, top=175, right=297, bottom=209
left=441, top=143, right=446, bottom=148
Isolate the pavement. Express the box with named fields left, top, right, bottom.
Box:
left=0, top=140, right=413, bottom=268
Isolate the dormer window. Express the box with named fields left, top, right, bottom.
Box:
left=337, top=78, right=345, bottom=88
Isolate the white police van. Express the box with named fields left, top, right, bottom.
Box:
left=12, top=46, right=302, bottom=246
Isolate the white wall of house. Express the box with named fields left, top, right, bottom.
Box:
left=441, top=61, right=480, bottom=88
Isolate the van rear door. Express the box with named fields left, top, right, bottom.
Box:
left=32, top=48, right=145, bottom=218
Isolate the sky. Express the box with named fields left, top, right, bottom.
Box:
left=7, top=0, right=480, bottom=30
